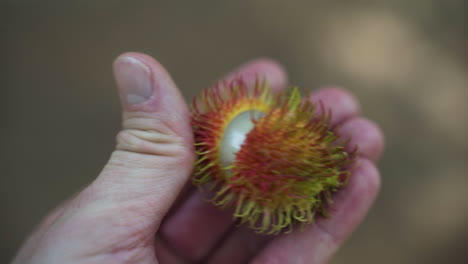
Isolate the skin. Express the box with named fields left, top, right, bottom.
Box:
left=12, top=52, right=384, bottom=264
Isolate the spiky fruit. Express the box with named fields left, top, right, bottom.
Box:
left=191, top=78, right=354, bottom=234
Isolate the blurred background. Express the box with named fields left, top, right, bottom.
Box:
left=1, top=0, right=468, bottom=263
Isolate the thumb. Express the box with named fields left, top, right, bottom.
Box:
left=83, top=52, right=194, bottom=228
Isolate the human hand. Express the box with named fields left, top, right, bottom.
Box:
left=12, top=52, right=384, bottom=264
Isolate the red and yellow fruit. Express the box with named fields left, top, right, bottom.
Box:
left=191, top=78, right=354, bottom=234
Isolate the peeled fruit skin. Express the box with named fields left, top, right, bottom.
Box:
left=191, top=78, right=355, bottom=234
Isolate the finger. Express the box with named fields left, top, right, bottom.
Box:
left=338, top=117, right=385, bottom=162
left=310, top=87, right=361, bottom=125
left=14, top=53, right=195, bottom=264
left=67, top=52, right=194, bottom=232
left=160, top=58, right=288, bottom=261
left=251, top=158, right=381, bottom=264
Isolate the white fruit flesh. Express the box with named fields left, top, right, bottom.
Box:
left=219, top=110, right=265, bottom=168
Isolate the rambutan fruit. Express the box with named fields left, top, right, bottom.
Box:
left=191, top=77, right=354, bottom=234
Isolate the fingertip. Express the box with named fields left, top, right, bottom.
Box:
left=339, top=117, right=385, bottom=162
left=245, top=58, right=288, bottom=86
left=113, top=51, right=178, bottom=93
left=114, top=52, right=164, bottom=72
left=225, top=58, right=288, bottom=92
left=113, top=52, right=180, bottom=110
left=310, top=87, right=361, bottom=125
left=353, top=157, right=382, bottom=196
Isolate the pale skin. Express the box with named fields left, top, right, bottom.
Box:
left=12, top=52, right=384, bottom=264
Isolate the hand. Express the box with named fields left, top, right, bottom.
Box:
left=12, top=52, right=384, bottom=264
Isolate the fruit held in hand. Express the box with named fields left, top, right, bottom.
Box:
left=191, top=78, right=354, bottom=234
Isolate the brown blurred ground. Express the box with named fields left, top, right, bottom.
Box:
left=1, top=0, right=468, bottom=263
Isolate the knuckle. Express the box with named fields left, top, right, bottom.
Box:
left=115, top=129, right=191, bottom=158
